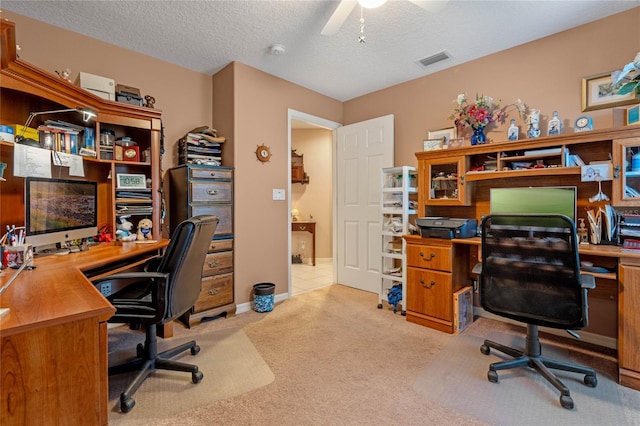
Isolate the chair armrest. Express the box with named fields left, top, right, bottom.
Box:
left=580, top=273, right=596, bottom=290
left=472, top=263, right=482, bottom=275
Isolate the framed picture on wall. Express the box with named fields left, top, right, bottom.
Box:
left=427, top=127, right=456, bottom=145
left=582, top=71, right=639, bottom=111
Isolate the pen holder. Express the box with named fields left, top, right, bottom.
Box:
left=2, top=244, right=33, bottom=268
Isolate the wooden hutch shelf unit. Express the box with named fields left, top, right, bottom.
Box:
left=409, top=125, right=640, bottom=392
left=0, top=19, right=167, bottom=425
left=0, top=21, right=163, bottom=243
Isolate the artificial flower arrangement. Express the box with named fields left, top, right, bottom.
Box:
left=449, top=93, right=528, bottom=131
left=611, top=51, right=640, bottom=96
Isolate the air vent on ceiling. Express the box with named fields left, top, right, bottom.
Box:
left=417, top=50, right=451, bottom=68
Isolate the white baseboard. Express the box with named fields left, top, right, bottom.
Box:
left=473, top=307, right=617, bottom=350
left=236, top=292, right=290, bottom=315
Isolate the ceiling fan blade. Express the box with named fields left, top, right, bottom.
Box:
left=409, top=0, right=448, bottom=13
left=321, top=1, right=358, bottom=36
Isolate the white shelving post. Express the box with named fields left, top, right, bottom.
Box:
left=378, top=166, right=417, bottom=315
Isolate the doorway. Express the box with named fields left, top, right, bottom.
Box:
left=288, top=110, right=340, bottom=296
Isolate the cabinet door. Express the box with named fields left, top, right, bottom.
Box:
left=619, top=263, right=640, bottom=376
left=423, top=156, right=470, bottom=205
left=612, top=137, right=640, bottom=206
left=406, top=267, right=452, bottom=321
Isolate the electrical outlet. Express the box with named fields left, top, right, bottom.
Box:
left=100, top=282, right=112, bottom=297
left=301, top=241, right=306, bottom=250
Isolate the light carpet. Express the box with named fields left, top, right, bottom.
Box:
left=413, top=330, right=637, bottom=425
left=107, top=327, right=275, bottom=425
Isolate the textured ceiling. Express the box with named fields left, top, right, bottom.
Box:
left=2, top=1, right=638, bottom=102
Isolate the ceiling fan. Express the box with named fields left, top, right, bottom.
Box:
left=321, top=0, right=448, bottom=36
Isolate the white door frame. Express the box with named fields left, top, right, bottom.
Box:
left=288, top=109, right=341, bottom=297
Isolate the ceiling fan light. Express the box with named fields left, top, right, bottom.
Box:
left=358, top=0, right=386, bottom=9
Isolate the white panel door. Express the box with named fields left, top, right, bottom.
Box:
left=336, top=115, right=394, bottom=293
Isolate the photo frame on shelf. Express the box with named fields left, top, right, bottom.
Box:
left=427, top=127, right=456, bottom=145
left=116, top=173, right=147, bottom=189
left=582, top=71, right=639, bottom=112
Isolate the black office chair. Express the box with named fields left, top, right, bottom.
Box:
left=476, top=214, right=597, bottom=410
left=94, top=215, right=218, bottom=413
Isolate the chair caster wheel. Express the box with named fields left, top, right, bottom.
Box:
left=560, top=394, right=574, bottom=409
left=121, top=397, right=135, bottom=413
left=584, top=374, right=598, bottom=388
left=487, top=370, right=499, bottom=383
left=377, top=303, right=383, bottom=309
left=191, top=345, right=200, bottom=355
left=480, top=344, right=490, bottom=355
left=136, top=343, right=145, bottom=358
left=192, top=371, right=203, bottom=383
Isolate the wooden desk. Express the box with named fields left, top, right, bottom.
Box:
left=0, top=240, right=168, bottom=426
left=292, top=221, right=316, bottom=266
left=406, top=234, right=640, bottom=392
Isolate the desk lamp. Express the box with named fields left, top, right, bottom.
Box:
left=16, top=107, right=97, bottom=147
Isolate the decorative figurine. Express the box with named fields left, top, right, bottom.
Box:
left=548, top=111, right=562, bottom=136
left=527, top=109, right=541, bottom=138
left=507, top=119, right=519, bottom=141
left=137, top=218, right=153, bottom=240
left=144, top=95, right=156, bottom=109
left=116, top=217, right=137, bottom=241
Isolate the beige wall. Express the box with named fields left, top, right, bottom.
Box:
left=221, top=62, right=342, bottom=304
left=5, top=8, right=640, bottom=308
left=344, top=8, right=640, bottom=168
left=291, top=128, right=333, bottom=262
left=2, top=12, right=213, bottom=181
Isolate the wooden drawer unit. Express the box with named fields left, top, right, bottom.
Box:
left=169, top=165, right=236, bottom=326
left=403, top=236, right=470, bottom=333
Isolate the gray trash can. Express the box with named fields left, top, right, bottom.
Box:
left=253, top=283, right=275, bottom=312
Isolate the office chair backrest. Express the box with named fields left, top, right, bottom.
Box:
left=479, top=214, right=586, bottom=330
left=156, top=215, right=219, bottom=320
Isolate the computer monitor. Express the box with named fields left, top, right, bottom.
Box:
left=489, top=186, right=577, bottom=229
left=25, top=177, right=98, bottom=252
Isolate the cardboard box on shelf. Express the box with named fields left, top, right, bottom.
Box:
left=75, top=72, right=115, bottom=101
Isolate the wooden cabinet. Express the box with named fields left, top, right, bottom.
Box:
left=619, top=259, right=640, bottom=390
left=421, top=156, right=470, bottom=206
left=168, top=164, right=235, bottom=326
left=612, top=136, right=640, bottom=206
left=291, top=149, right=309, bottom=184
left=404, top=236, right=469, bottom=333
left=0, top=19, right=162, bottom=243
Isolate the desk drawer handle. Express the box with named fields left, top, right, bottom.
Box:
left=420, top=251, right=436, bottom=261
left=210, top=172, right=217, bottom=177
left=208, top=261, right=219, bottom=268
left=298, top=225, right=306, bottom=231
left=208, top=288, right=219, bottom=295
left=420, top=278, right=436, bottom=289
left=207, top=189, right=218, bottom=196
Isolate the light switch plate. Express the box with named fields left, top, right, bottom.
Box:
left=273, top=189, right=286, bottom=200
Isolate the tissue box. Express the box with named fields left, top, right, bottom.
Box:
left=75, top=72, right=115, bottom=101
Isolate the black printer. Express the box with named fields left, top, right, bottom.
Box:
left=415, top=217, right=478, bottom=239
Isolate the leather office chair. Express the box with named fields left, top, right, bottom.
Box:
left=95, top=215, right=219, bottom=413
left=476, top=214, right=597, bottom=410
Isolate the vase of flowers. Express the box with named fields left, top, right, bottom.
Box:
left=471, top=127, right=487, bottom=145
left=449, top=94, right=527, bottom=145
left=611, top=52, right=640, bottom=96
